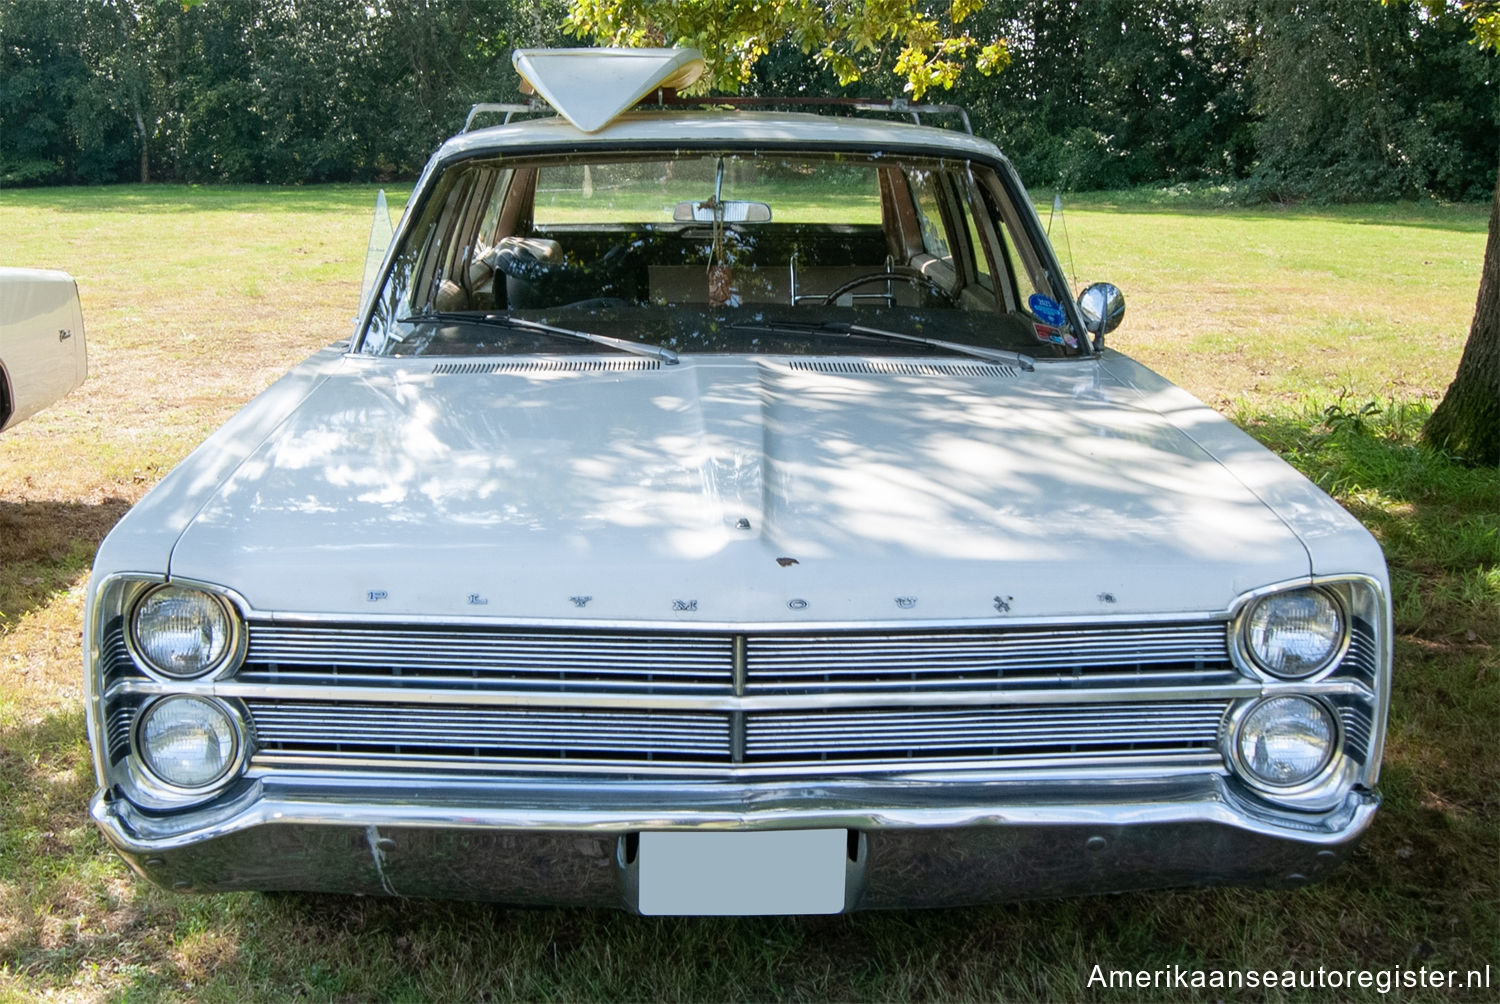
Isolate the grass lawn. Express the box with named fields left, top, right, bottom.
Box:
left=0, top=183, right=1494, bottom=1001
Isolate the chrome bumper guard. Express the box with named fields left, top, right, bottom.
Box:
left=92, top=775, right=1379, bottom=910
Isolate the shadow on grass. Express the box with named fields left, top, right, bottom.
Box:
left=84, top=870, right=1492, bottom=1001
left=0, top=497, right=130, bottom=628
left=0, top=709, right=167, bottom=984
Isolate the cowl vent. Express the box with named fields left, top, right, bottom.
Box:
left=432, top=358, right=660, bottom=375
left=787, top=359, right=1019, bottom=378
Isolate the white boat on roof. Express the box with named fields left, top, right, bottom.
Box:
left=512, top=47, right=707, bottom=133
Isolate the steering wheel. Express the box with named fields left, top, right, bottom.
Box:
left=822, top=266, right=955, bottom=306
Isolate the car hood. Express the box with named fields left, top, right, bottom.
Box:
left=167, top=355, right=1311, bottom=622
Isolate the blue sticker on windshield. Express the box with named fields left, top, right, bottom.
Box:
left=1028, top=293, right=1067, bottom=327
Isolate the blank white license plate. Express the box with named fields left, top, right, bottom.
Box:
left=637, top=829, right=847, bottom=916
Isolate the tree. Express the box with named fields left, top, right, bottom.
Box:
left=563, top=0, right=1009, bottom=98
left=1423, top=170, right=1500, bottom=464
left=1421, top=1, right=1500, bottom=464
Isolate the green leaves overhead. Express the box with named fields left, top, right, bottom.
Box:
left=562, top=0, right=1010, bottom=98
left=0, top=0, right=1491, bottom=198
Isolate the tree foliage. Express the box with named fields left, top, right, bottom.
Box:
left=0, top=0, right=1493, bottom=198
left=0, top=0, right=569, bottom=186
left=563, top=0, right=1008, bottom=98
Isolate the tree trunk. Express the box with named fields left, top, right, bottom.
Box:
left=1422, top=168, right=1500, bottom=465
left=134, top=104, right=149, bottom=183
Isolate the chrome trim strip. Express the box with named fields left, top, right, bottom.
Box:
left=107, top=678, right=1270, bottom=711
left=246, top=752, right=1225, bottom=779
left=251, top=609, right=1243, bottom=632
left=91, top=782, right=1381, bottom=853
left=105, top=676, right=1378, bottom=711
left=85, top=573, right=166, bottom=786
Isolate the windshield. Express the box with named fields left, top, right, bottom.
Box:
left=359, top=150, right=1083, bottom=360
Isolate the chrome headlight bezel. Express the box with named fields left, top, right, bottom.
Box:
left=1222, top=695, right=1343, bottom=798
left=125, top=583, right=246, bottom=681
left=1233, top=585, right=1349, bottom=682
left=129, top=694, right=251, bottom=798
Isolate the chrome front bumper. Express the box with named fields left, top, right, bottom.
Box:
left=92, top=774, right=1379, bottom=910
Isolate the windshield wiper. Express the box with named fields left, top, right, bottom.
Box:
left=727, top=319, right=1034, bottom=372
left=398, top=312, right=678, bottom=365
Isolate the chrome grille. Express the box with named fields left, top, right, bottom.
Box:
left=743, top=702, right=1229, bottom=761
left=106, top=703, right=138, bottom=763
left=239, top=622, right=1231, bottom=695
left=746, top=625, right=1233, bottom=693
left=1337, top=704, right=1374, bottom=764
left=246, top=700, right=1224, bottom=772
left=220, top=619, right=1246, bottom=775
left=247, top=701, right=730, bottom=764
left=99, top=622, right=134, bottom=685
left=1342, top=616, right=1381, bottom=689
left=241, top=625, right=733, bottom=694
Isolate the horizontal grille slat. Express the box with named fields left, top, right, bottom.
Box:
left=241, top=625, right=735, bottom=694
left=746, top=625, right=1231, bottom=693
left=745, top=702, right=1228, bottom=760
left=246, top=701, right=730, bottom=761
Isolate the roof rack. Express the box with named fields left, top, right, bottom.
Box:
left=462, top=99, right=548, bottom=133
left=649, top=94, right=973, bottom=134
left=462, top=93, right=973, bottom=136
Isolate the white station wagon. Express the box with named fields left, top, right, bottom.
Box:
left=85, top=49, right=1390, bottom=915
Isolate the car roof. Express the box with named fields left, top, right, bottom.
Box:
left=436, top=109, right=1007, bottom=163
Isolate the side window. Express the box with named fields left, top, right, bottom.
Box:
left=907, top=171, right=953, bottom=263
left=979, top=181, right=1049, bottom=310
left=963, top=209, right=994, bottom=292
left=364, top=164, right=496, bottom=348
left=476, top=171, right=513, bottom=246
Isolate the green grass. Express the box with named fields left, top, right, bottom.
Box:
left=0, top=184, right=1494, bottom=1001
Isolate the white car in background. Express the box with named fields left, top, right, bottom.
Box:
left=84, top=48, right=1390, bottom=915
left=0, top=268, right=87, bottom=432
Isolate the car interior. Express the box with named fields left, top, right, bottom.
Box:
left=368, top=151, right=1075, bottom=357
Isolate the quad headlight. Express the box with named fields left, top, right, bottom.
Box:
left=1243, top=587, right=1345, bottom=679
left=129, top=584, right=241, bottom=678
left=1233, top=696, right=1337, bottom=788
left=135, top=695, right=243, bottom=791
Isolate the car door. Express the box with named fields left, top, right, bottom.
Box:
left=0, top=268, right=87, bottom=432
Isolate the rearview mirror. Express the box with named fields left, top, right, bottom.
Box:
left=673, top=200, right=772, bottom=223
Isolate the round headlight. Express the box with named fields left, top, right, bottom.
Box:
left=137, top=696, right=240, bottom=790
left=131, top=585, right=236, bottom=678
left=1235, top=696, right=1336, bottom=787
left=1245, top=588, right=1344, bottom=678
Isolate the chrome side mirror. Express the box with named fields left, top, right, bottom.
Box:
left=1077, top=282, right=1125, bottom=348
